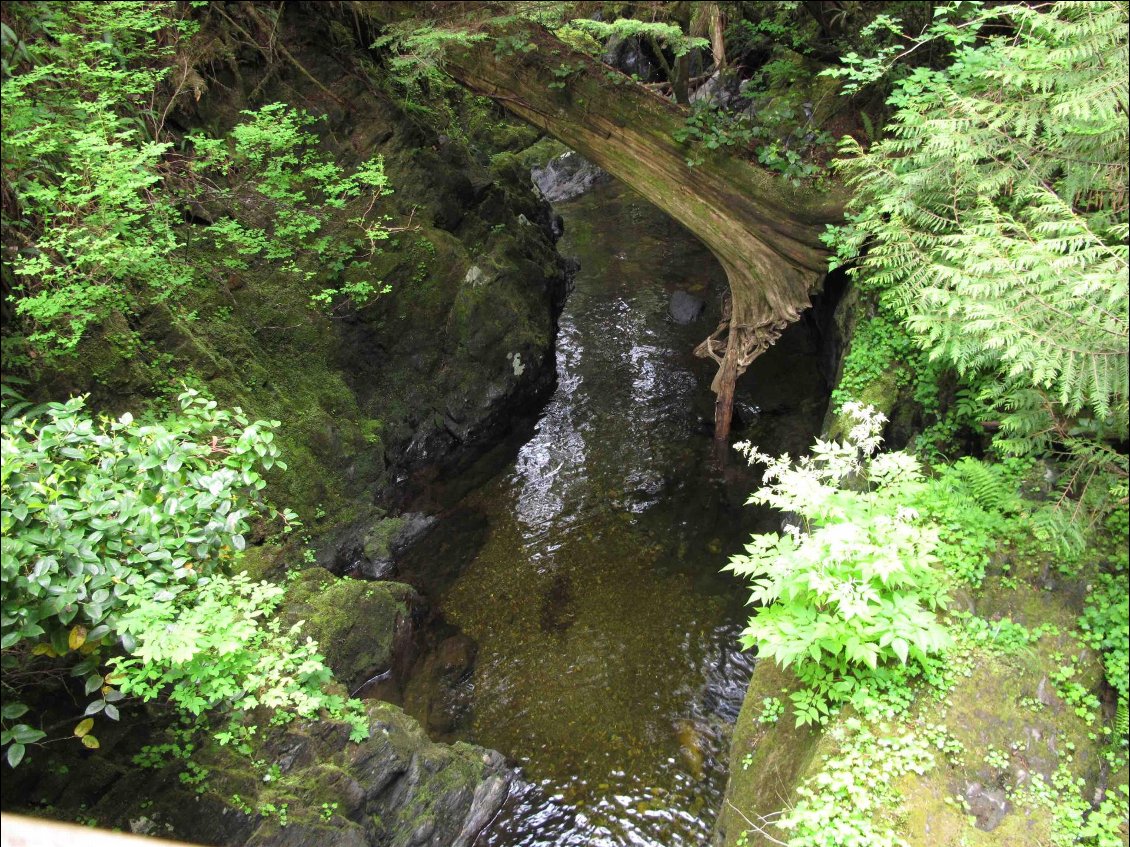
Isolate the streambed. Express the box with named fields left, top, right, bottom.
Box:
left=396, top=179, right=830, bottom=846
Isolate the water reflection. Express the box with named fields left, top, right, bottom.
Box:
left=513, top=315, right=587, bottom=541
left=398, top=179, right=828, bottom=847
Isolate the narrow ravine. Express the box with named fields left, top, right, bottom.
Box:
left=396, top=178, right=831, bottom=847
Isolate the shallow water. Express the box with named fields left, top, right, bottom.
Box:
left=397, top=180, right=829, bottom=846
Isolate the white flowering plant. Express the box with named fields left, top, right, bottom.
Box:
left=727, top=403, right=952, bottom=726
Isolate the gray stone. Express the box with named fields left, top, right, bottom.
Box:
left=963, top=781, right=1012, bottom=831
left=531, top=151, right=611, bottom=203
left=669, top=290, right=706, bottom=324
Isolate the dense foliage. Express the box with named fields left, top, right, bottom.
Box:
left=1, top=2, right=1127, bottom=845
left=1, top=2, right=196, bottom=353
left=825, top=1, right=1129, bottom=506
left=724, top=4, right=1129, bottom=843
left=0, top=392, right=365, bottom=767
left=728, top=404, right=951, bottom=726
left=1, top=1, right=391, bottom=359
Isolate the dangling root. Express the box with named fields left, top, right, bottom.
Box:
left=694, top=295, right=790, bottom=441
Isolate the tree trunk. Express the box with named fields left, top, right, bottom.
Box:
left=440, top=20, right=846, bottom=442
left=672, top=53, right=691, bottom=104
left=708, top=3, right=726, bottom=71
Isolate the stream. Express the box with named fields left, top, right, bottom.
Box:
left=395, top=179, right=831, bottom=846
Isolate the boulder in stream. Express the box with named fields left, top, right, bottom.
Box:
left=669, top=289, right=707, bottom=325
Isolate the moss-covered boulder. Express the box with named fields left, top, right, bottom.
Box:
left=6, top=699, right=512, bottom=847
left=280, top=568, right=421, bottom=692
left=714, top=565, right=1124, bottom=847
left=713, top=662, right=821, bottom=847
left=820, top=283, right=923, bottom=448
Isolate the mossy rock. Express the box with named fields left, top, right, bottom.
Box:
left=280, top=568, right=419, bottom=691
left=714, top=661, right=823, bottom=847
left=7, top=697, right=512, bottom=847
left=892, top=573, right=1111, bottom=846
left=511, top=136, right=570, bottom=173
left=715, top=573, right=1122, bottom=847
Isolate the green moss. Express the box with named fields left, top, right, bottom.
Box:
left=360, top=418, right=385, bottom=447
left=512, top=136, right=570, bottom=172
left=825, top=367, right=901, bottom=441
left=361, top=517, right=407, bottom=563
left=235, top=544, right=288, bottom=582
left=894, top=604, right=1107, bottom=846
left=718, top=568, right=1120, bottom=847
left=280, top=568, right=416, bottom=688
left=715, top=662, right=824, bottom=847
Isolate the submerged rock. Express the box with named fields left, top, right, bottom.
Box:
left=669, top=290, right=707, bottom=325
left=402, top=632, right=480, bottom=738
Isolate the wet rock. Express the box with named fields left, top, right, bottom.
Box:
left=963, top=782, right=1011, bottom=831
left=532, top=151, right=611, bottom=203
left=251, top=825, right=369, bottom=847
left=11, top=700, right=512, bottom=847
left=669, top=290, right=706, bottom=325
left=731, top=401, right=760, bottom=431
left=675, top=718, right=710, bottom=780
left=353, top=702, right=513, bottom=847
left=318, top=512, right=437, bottom=581
left=361, top=513, right=438, bottom=581
left=602, top=36, right=662, bottom=83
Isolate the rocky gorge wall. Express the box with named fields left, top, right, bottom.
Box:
left=31, top=3, right=570, bottom=527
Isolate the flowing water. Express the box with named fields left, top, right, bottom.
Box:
left=396, top=180, right=830, bottom=846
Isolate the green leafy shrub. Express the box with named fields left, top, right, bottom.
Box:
left=556, top=18, right=708, bottom=59
left=3, top=2, right=394, bottom=358
left=908, top=457, right=1031, bottom=587
left=189, top=103, right=392, bottom=312
left=727, top=403, right=952, bottom=725
left=1, top=1, right=197, bottom=353
left=673, top=99, right=830, bottom=183
left=0, top=390, right=365, bottom=767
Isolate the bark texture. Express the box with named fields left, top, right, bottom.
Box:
left=441, top=21, right=846, bottom=439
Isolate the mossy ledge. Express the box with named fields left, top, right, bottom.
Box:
left=714, top=551, right=1126, bottom=847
